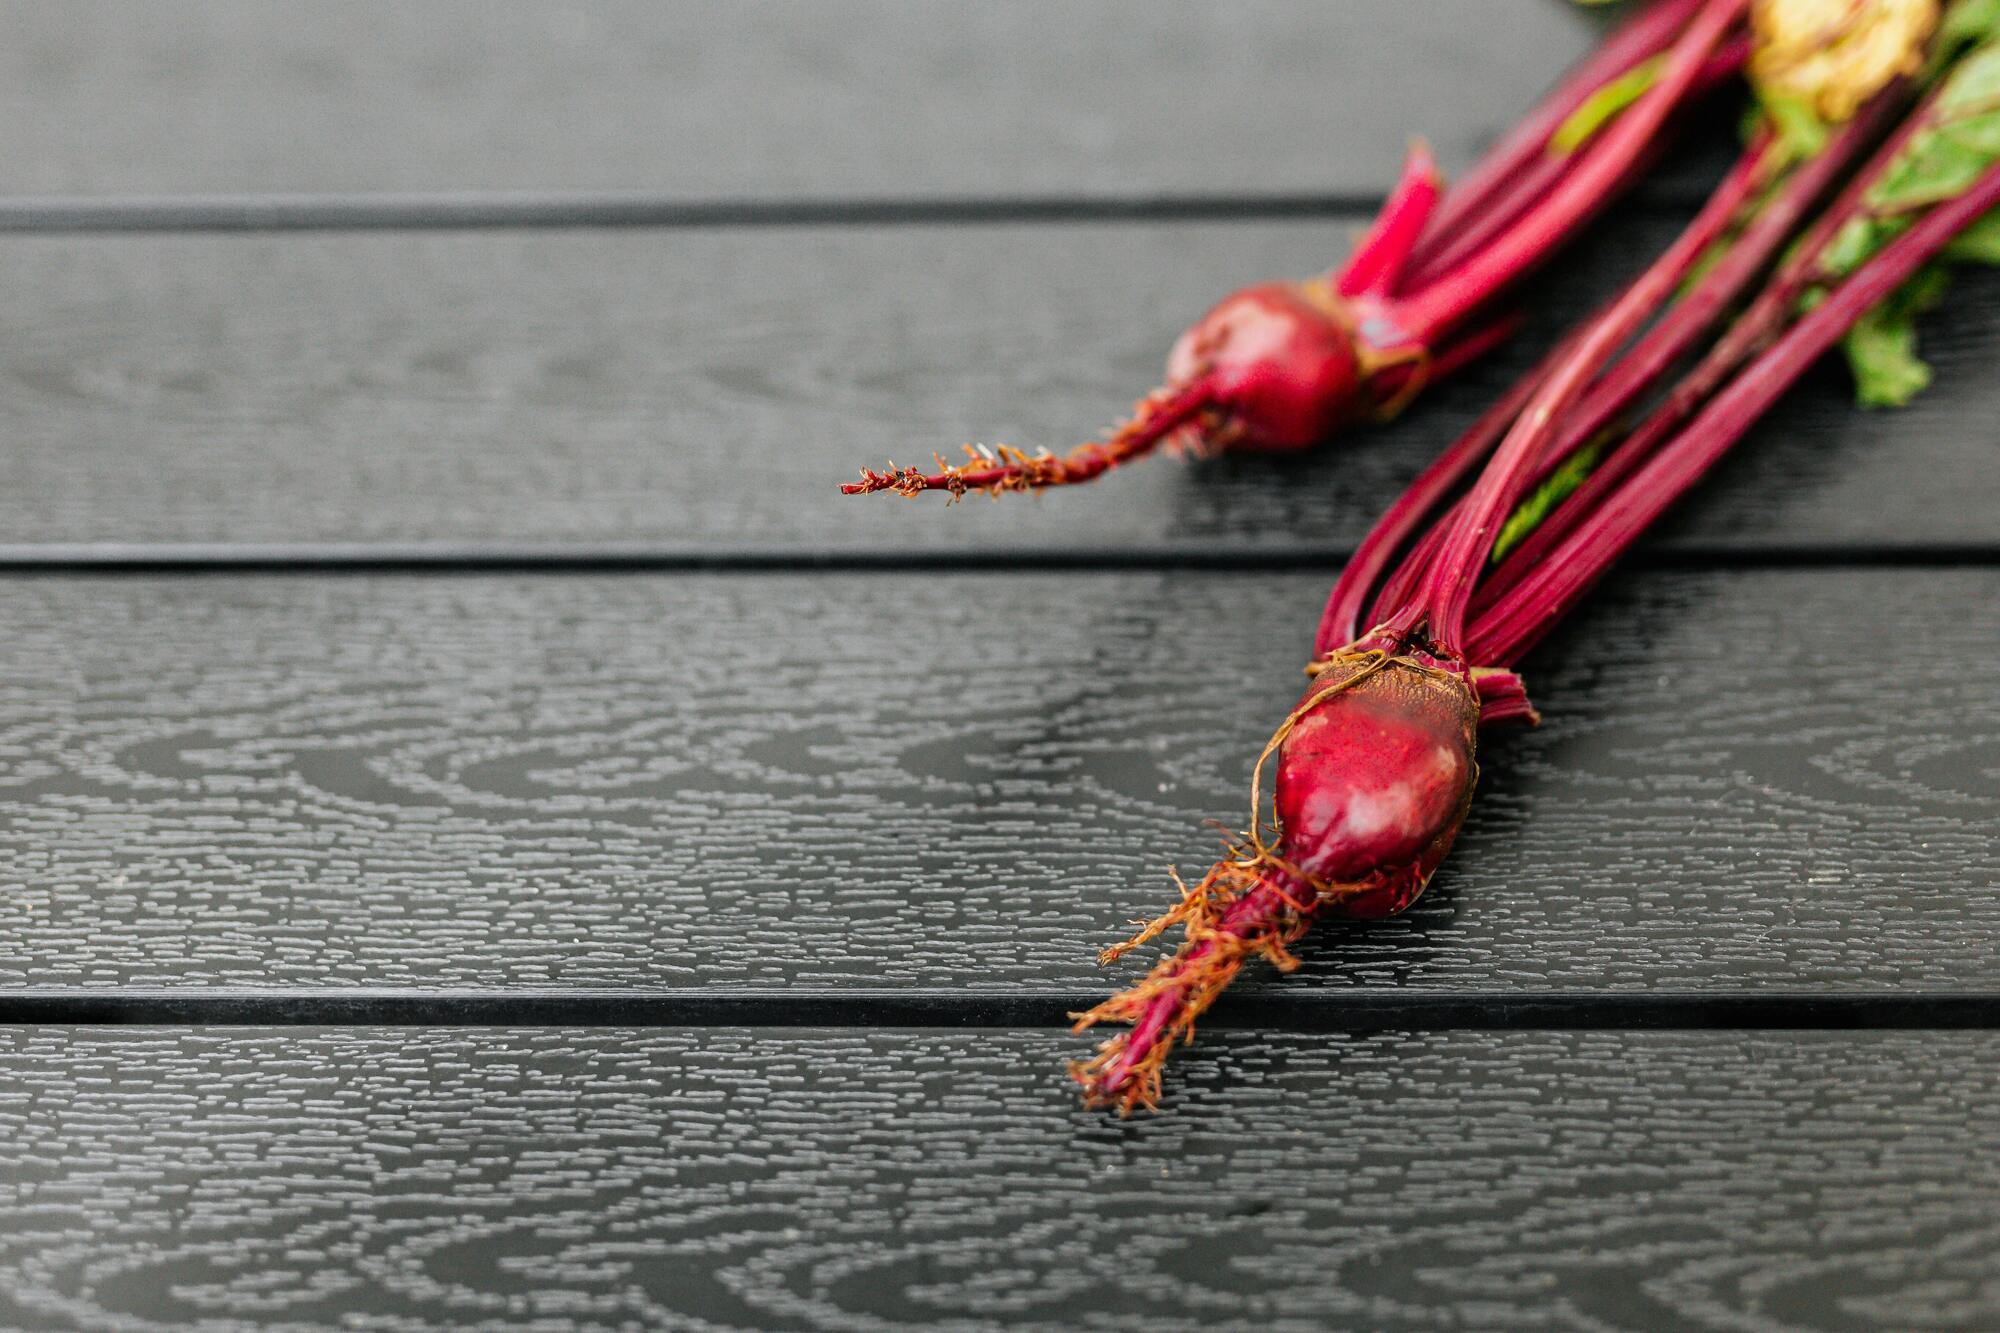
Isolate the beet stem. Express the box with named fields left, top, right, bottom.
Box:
left=1336, top=141, right=1442, bottom=298
left=1408, top=0, right=1712, bottom=267
left=1401, top=151, right=1576, bottom=296
left=1411, top=0, right=1752, bottom=653
left=1324, top=123, right=1773, bottom=655
left=1401, top=39, right=1750, bottom=296
left=1428, top=312, right=1528, bottom=382
left=1315, top=323, right=1580, bottom=653
left=1468, top=154, right=2000, bottom=666
left=1395, top=0, right=1750, bottom=349
left=1470, top=90, right=1902, bottom=615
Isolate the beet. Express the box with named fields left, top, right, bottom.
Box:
left=1071, top=649, right=1478, bottom=1113
left=1275, top=655, right=1480, bottom=919
left=842, top=2, right=1748, bottom=502
left=1160, top=281, right=1368, bottom=453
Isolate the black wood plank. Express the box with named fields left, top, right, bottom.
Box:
left=1, top=2, right=1636, bottom=202
left=0, top=1027, right=1993, bottom=1330
left=2, top=217, right=1996, bottom=552
left=0, top=567, right=1993, bottom=995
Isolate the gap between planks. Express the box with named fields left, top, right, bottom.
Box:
left=0, top=187, right=1718, bottom=233
left=0, top=542, right=1991, bottom=574
left=4, top=988, right=1999, bottom=1029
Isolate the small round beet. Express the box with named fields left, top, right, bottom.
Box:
left=1071, top=654, right=1481, bottom=1113
left=1164, top=281, right=1369, bottom=453
left=1273, top=656, right=1479, bottom=918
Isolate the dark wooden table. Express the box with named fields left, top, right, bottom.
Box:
left=1, top=3, right=1997, bottom=1328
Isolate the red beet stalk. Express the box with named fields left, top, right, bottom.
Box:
left=1407, top=0, right=1712, bottom=255
left=842, top=0, right=1749, bottom=503
left=1315, top=123, right=1779, bottom=655
left=1466, top=65, right=1959, bottom=635
left=1338, top=81, right=1903, bottom=651
left=1469, top=155, right=2000, bottom=666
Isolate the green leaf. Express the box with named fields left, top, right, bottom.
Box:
left=1826, top=44, right=2000, bottom=283
left=1760, top=93, right=1831, bottom=164
left=1844, top=313, right=1935, bottom=406
left=1945, top=106, right=2000, bottom=153
left=1492, top=437, right=1608, bottom=564
left=1868, top=129, right=1991, bottom=212
left=1797, top=37, right=2000, bottom=405
left=1938, top=37, right=2000, bottom=112
left=1943, top=203, right=2000, bottom=259
left=1551, top=54, right=1664, bottom=154
left=1842, top=267, right=1953, bottom=408
left=1941, top=0, right=2000, bottom=58
left=1818, top=214, right=1891, bottom=279
left=1677, top=234, right=1731, bottom=299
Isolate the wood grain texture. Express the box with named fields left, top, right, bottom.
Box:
left=1, top=218, right=1996, bottom=550
left=0, top=1, right=1637, bottom=201
left=0, top=1027, right=1994, bottom=1331
left=0, top=567, right=1992, bottom=993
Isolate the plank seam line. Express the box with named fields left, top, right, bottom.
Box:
left=0, top=544, right=1990, bottom=575
left=0, top=189, right=1716, bottom=233
left=4, top=990, right=1998, bottom=1030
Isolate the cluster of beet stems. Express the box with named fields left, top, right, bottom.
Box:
left=849, top=0, right=2000, bottom=1112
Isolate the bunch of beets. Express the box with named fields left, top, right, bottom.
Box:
left=847, top=0, right=2000, bottom=1113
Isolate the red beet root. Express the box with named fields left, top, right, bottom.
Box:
left=1275, top=653, right=1480, bottom=918
left=1071, top=647, right=1479, bottom=1114
left=1159, top=281, right=1367, bottom=453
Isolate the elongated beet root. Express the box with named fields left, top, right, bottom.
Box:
left=838, top=273, right=1448, bottom=498
left=1072, top=647, right=1478, bottom=1113
left=844, top=1, right=1749, bottom=501
left=1274, top=652, right=1481, bottom=918
left=842, top=151, right=1436, bottom=500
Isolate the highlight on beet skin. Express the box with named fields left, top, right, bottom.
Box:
left=1074, top=0, right=2000, bottom=1114
left=841, top=0, right=1751, bottom=502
